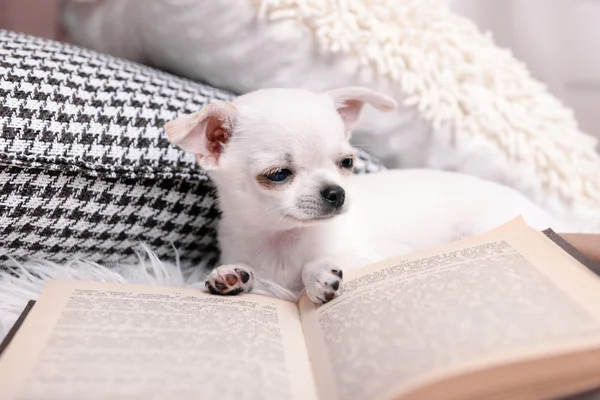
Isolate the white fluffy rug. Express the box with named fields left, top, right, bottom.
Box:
left=0, top=245, right=193, bottom=339
left=0, top=245, right=296, bottom=340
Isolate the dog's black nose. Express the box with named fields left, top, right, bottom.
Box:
left=320, top=185, right=345, bottom=209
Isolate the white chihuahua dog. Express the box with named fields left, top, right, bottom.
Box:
left=165, top=87, right=558, bottom=304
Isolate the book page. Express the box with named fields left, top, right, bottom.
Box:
left=299, top=218, right=600, bottom=400
left=0, top=281, right=318, bottom=400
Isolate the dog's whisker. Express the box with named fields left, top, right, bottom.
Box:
left=273, top=209, right=290, bottom=231
left=251, top=202, right=283, bottom=222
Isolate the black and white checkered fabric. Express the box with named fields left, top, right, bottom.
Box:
left=0, top=31, right=385, bottom=267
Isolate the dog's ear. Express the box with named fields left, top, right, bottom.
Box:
left=164, top=103, right=237, bottom=169
left=325, top=87, right=396, bottom=133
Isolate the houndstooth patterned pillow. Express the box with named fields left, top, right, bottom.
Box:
left=0, top=30, right=385, bottom=267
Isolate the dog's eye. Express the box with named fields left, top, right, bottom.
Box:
left=340, top=157, right=354, bottom=169
left=265, top=169, right=292, bottom=182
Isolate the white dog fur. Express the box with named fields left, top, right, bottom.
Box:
left=165, top=87, right=563, bottom=304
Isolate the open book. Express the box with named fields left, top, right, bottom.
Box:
left=1, top=218, right=600, bottom=400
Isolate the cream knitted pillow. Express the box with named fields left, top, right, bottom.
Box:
left=63, top=0, right=600, bottom=228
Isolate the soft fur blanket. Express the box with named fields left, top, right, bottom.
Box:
left=0, top=245, right=296, bottom=340
left=0, top=245, right=205, bottom=339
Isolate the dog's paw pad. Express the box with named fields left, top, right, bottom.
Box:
left=206, top=265, right=254, bottom=296
left=306, top=267, right=344, bottom=305
left=237, top=268, right=251, bottom=283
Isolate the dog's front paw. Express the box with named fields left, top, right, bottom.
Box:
left=303, top=261, right=344, bottom=304
left=205, top=265, right=254, bottom=296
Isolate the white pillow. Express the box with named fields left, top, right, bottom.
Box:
left=63, top=0, right=600, bottom=229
